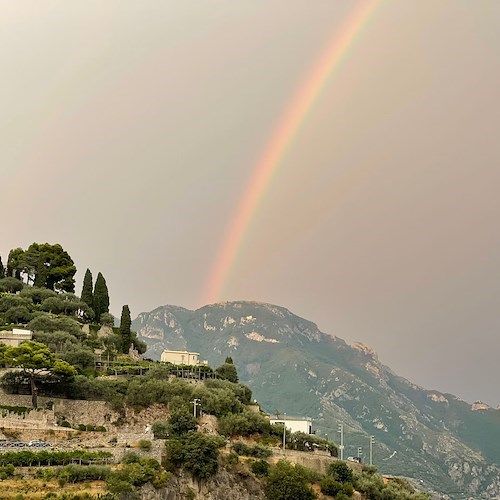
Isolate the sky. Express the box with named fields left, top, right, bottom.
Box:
left=2, top=1, right=500, bottom=405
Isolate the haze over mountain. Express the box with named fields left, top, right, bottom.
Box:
left=134, top=301, right=500, bottom=499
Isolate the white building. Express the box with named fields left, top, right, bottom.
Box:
left=270, top=416, right=313, bottom=434
left=0, top=329, right=33, bottom=347
left=160, top=349, right=207, bottom=366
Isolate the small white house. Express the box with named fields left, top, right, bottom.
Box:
left=0, top=329, right=33, bottom=347
left=270, top=416, right=313, bottom=434
left=160, top=349, right=207, bottom=366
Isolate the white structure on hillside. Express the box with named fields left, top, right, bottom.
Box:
left=270, top=416, right=313, bottom=434
left=0, top=329, right=33, bottom=347
left=160, top=349, right=208, bottom=366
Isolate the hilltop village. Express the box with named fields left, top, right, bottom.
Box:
left=0, top=242, right=429, bottom=499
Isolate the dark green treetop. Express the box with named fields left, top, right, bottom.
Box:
left=6, top=248, right=24, bottom=279
left=93, top=272, right=110, bottom=321
left=0, top=341, right=76, bottom=408
left=17, top=243, right=76, bottom=292
left=215, top=362, right=238, bottom=383
left=0, top=256, right=4, bottom=279
left=119, top=305, right=132, bottom=353
left=80, top=269, right=94, bottom=310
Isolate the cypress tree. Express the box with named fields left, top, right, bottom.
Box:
left=119, top=305, right=132, bottom=353
left=80, top=269, right=94, bottom=310
left=93, top=272, right=110, bottom=322
left=0, top=256, right=4, bottom=279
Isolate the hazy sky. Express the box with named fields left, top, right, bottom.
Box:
left=2, top=1, right=500, bottom=405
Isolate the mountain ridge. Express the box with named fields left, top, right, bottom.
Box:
left=133, top=300, right=500, bottom=499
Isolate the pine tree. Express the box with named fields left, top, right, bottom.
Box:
left=80, top=269, right=94, bottom=310
left=0, top=256, right=4, bottom=279
left=93, top=272, right=110, bottom=322
left=119, top=305, right=132, bottom=353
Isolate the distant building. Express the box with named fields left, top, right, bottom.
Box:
left=0, top=329, right=33, bottom=347
left=160, top=349, right=208, bottom=366
left=270, top=416, right=313, bottom=434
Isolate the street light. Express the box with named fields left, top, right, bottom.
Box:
left=282, top=412, right=287, bottom=456
left=191, top=398, right=201, bottom=418
left=338, top=423, right=344, bottom=460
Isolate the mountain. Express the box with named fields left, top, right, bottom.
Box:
left=133, top=301, right=500, bottom=499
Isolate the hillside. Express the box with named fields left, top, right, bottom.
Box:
left=134, top=301, right=500, bottom=499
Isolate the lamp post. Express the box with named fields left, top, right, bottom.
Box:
left=338, top=423, right=344, bottom=460
left=282, top=412, right=287, bottom=456
left=191, top=398, right=201, bottom=418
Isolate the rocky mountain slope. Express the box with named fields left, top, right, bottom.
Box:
left=133, top=301, right=500, bottom=499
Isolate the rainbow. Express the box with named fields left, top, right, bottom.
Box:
left=203, top=0, right=379, bottom=304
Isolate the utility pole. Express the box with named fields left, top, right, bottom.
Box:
left=191, top=398, right=201, bottom=418
left=282, top=412, right=287, bottom=456
left=338, top=423, right=344, bottom=460
left=369, top=435, right=375, bottom=465
left=357, top=446, right=362, bottom=462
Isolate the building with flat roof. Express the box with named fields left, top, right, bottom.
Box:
left=160, top=349, right=208, bottom=366
left=0, top=329, right=33, bottom=347
left=270, top=416, right=313, bottom=434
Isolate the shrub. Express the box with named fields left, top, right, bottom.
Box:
left=138, top=439, right=152, bottom=451
left=0, top=464, right=15, bottom=480
left=165, top=432, right=225, bottom=480
left=266, top=460, right=316, bottom=500
left=232, top=441, right=272, bottom=458
left=58, top=464, right=110, bottom=482
left=218, top=410, right=271, bottom=436
left=166, top=407, right=197, bottom=436
left=320, top=476, right=342, bottom=496
left=328, top=461, right=354, bottom=483
left=250, top=459, right=270, bottom=476
left=342, top=483, right=354, bottom=496
left=152, top=420, right=169, bottom=439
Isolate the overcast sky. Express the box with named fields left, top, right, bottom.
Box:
left=2, top=1, right=500, bottom=405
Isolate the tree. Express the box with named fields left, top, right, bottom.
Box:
left=6, top=248, right=24, bottom=279
left=93, top=273, right=109, bottom=321
left=21, top=243, right=77, bottom=292
left=80, top=269, right=94, bottom=311
left=225, top=356, right=234, bottom=364
left=165, top=432, right=224, bottom=480
left=119, top=305, right=132, bottom=353
left=328, top=461, right=354, bottom=484
left=0, top=256, right=4, bottom=279
left=215, top=362, right=238, bottom=383
left=0, top=277, right=23, bottom=293
left=1, top=341, right=76, bottom=408
left=166, top=406, right=197, bottom=436
left=266, top=460, right=316, bottom=500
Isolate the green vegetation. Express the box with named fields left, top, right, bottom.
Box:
left=0, top=244, right=432, bottom=500
left=0, top=450, right=113, bottom=467
left=0, top=341, right=76, bottom=408
left=93, top=272, right=109, bottom=322
left=165, top=431, right=225, bottom=480
left=80, top=269, right=94, bottom=312
left=266, top=460, right=316, bottom=500
left=232, top=441, right=272, bottom=458
left=119, top=305, right=132, bottom=353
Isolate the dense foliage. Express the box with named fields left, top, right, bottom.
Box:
left=165, top=431, right=225, bottom=480
left=266, top=460, right=316, bottom=500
